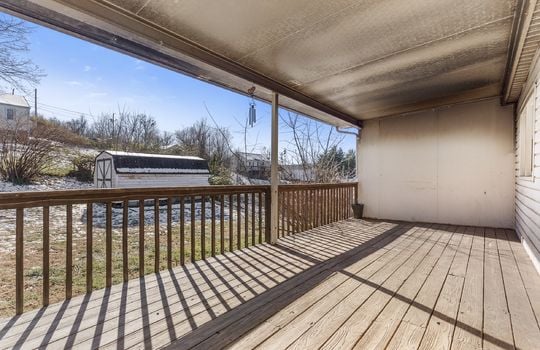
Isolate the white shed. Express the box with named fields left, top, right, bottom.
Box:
left=94, top=150, right=210, bottom=189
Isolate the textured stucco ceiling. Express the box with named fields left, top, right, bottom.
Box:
left=0, top=0, right=521, bottom=125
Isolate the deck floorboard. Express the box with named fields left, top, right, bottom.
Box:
left=0, top=220, right=538, bottom=350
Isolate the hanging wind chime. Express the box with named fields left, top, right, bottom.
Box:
left=248, top=86, right=256, bottom=127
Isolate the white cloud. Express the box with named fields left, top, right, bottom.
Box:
left=134, top=59, right=145, bottom=70
left=83, top=65, right=93, bottom=72
left=65, top=80, right=82, bottom=86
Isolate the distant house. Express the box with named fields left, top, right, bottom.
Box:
left=232, top=152, right=270, bottom=179
left=94, top=150, right=210, bottom=188
left=0, top=93, right=31, bottom=130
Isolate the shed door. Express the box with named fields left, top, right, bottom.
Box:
left=96, top=159, right=113, bottom=188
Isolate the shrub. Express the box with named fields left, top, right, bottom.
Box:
left=0, top=121, right=58, bottom=184
left=67, top=154, right=95, bottom=182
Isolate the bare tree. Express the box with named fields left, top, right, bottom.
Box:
left=0, top=14, right=44, bottom=92
left=90, top=108, right=162, bottom=152
left=280, top=112, right=354, bottom=183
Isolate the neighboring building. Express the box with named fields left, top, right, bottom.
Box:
left=232, top=152, right=270, bottom=179
left=94, top=150, right=210, bottom=188
left=0, top=93, right=31, bottom=130
left=281, top=164, right=316, bottom=182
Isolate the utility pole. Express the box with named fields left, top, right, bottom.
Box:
left=34, top=88, right=37, bottom=118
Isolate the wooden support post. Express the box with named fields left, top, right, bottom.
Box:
left=270, top=92, right=279, bottom=244
left=355, top=131, right=361, bottom=205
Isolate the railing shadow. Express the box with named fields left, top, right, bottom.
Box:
left=0, top=220, right=520, bottom=350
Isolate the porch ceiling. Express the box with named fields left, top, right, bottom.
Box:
left=0, top=0, right=523, bottom=126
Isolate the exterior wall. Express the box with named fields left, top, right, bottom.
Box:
left=116, top=174, right=209, bottom=188
left=358, top=97, right=515, bottom=228
left=0, top=104, right=30, bottom=130
left=515, top=50, right=540, bottom=273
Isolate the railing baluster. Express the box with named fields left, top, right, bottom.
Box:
left=15, top=208, right=24, bottom=314
left=244, top=193, right=249, bottom=247
left=167, top=197, right=172, bottom=269
left=105, top=202, right=112, bottom=288
left=191, top=196, right=195, bottom=263
left=251, top=192, right=256, bottom=245
left=86, top=203, right=93, bottom=293
left=258, top=192, right=262, bottom=243
left=67, top=204, right=73, bottom=297
left=229, top=194, right=234, bottom=251
left=43, top=206, right=50, bottom=306
left=180, top=196, right=185, bottom=266
left=154, top=198, right=160, bottom=273
left=236, top=193, right=242, bottom=249
left=211, top=195, right=216, bottom=257
left=201, top=195, right=206, bottom=260
left=139, top=199, right=145, bottom=277
left=122, top=200, right=128, bottom=282
left=220, top=194, right=225, bottom=254
left=280, top=192, right=284, bottom=237
left=264, top=190, right=271, bottom=242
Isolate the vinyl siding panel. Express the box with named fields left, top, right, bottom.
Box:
left=515, top=58, right=540, bottom=270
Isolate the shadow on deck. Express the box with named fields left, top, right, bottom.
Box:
left=1, top=220, right=539, bottom=349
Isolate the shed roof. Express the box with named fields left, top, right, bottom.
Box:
left=98, top=150, right=210, bottom=174
left=0, top=94, right=30, bottom=108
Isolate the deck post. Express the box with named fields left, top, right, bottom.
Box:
left=355, top=131, right=361, bottom=204
left=270, top=92, right=279, bottom=244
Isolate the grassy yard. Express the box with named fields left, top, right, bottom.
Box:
left=0, top=205, right=265, bottom=318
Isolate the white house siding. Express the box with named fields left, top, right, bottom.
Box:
left=0, top=104, right=30, bottom=130
left=116, top=174, right=209, bottom=188
left=358, top=97, right=515, bottom=229
left=515, top=50, right=540, bottom=273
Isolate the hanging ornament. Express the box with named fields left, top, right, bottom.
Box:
left=247, top=86, right=256, bottom=127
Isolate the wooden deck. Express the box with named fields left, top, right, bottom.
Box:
left=0, top=219, right=539, bottom=349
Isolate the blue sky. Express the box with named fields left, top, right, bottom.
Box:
left=10, top=13, right=355, bottom=152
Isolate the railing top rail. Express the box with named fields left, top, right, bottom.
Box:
left=0, top=185, right=271, bottom=209
left=278, top=182, right=358, bottom=191
left=0, top=182, right=358, bottom=209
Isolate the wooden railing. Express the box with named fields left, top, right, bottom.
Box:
left=0, top=186, right=270, bottom=315
left=0, top=182, right=357, bottom=316
left=277, top=183, right=358, bottom=237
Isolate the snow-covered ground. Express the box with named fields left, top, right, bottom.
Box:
left=0, top=175, right=94, bottom=193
